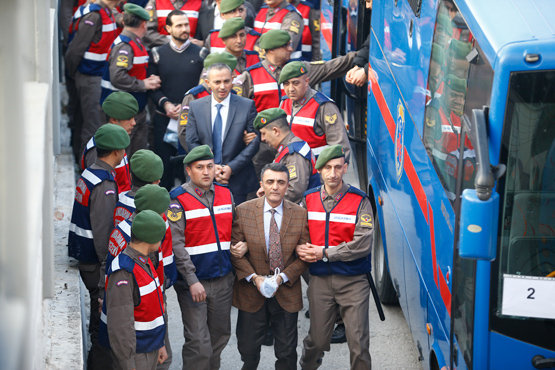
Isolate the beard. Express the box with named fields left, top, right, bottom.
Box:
left=173, top=33, right=189, bottom=43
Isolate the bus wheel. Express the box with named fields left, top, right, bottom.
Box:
left=372, top=216, right=398, bottom=304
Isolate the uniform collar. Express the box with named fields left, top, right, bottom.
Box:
left=321, top=182, right=349, bottom=201
left=292, top=87, right=316, bottom=108
left=185, top=181, right=215, bottom=198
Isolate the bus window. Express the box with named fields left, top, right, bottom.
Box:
left=423, top=0, right=485, bottom=203
left=491, top=70, right=555, bottom=351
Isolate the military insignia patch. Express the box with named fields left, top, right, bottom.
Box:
left=314, top=19, right=320, bottom=31
left=290, top=20, right=300, bottom=34
left=310, top=60, right=324, bottom=64
left=195, top=188, right=203, bottom=197
left=138, top=256, right=146, bottom=263
left=287, top=164, right=297, bottom=179
left=426, top=116, right=435, bottom=127
left=325, top=113, right=337, bottom=125
left=180, top=111, right=188, bottom=126
left=360, top=214, right=373, bottom=227
left=167, top=209, right=182, bottom=222
left=105, top=189, right=115, bottom=195
left=116, top=55, right=129, bottom=67
left=116, top=280, right=129, bottom=286
left=233, top=86, right=243, bottom=96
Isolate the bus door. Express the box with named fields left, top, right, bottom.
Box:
left=489, top=70, right=555, bottom=368
left=422, top=1, right=494, bottom=369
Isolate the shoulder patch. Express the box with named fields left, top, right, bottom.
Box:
left=180, top=111, right=188, bottom=126
left=118, top=49, right=129, bottom=55
left=287, top=164, right=297, bottom=180
left=116, top=55, right=129, bottom=67
left=360, top=213, right=373, bottom=227
left=116, top=280, right=129, bottom=286
left=233, top=86, right=243, bottom=96
left=313, top=19, right=320, bottom=31
left=325, top=113, right=337, bottom=125
left=426, top=116, right=435, bottom=127
left=84, top=20, right=95, bottom=26
left=105, top=189, right=116, bottom=195
left=289, top=21, right=300, bottom=34
left=167, top=208, right=182, bottom=222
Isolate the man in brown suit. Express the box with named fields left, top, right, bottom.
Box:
left=230, top=162, right=309, bottom=370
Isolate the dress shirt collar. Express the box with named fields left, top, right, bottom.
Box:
left=264, top=198, right=284, bottom=215
left=170, top=38, right=191, bottom=52
left=211, top=92, right=231, bottom=108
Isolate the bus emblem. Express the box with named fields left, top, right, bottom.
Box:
left=395, top=99, right=405, bottom=183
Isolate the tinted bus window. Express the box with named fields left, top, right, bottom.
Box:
left=491, top=70, right=555, bottom=351
left=422, top=0, right=491, bottom=204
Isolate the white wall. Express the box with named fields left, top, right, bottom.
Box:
left=0, top=0, right=58, bottom=368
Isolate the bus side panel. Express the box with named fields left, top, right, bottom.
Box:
left=370, top=0, right=457, bottom=362
left=404, top=244, right=430, bottom=367
left=427, top=295, right=452, bottom=370
left=490, top=332, right=555, bottom=370
left=319, top=0, right=333, bottom=97
left=367, top=32, right=408, bottom=318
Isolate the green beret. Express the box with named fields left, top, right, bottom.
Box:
left=278, top=61, right=308, bottom=84
left=218, top=17, right=245, bottom=39
left=315, top=145, right=346, bottom=170
left=431, top=43, right=445, bottom=65
left=183, top=145, right=214, bottom=165
left=130, top=149, right=163, bottom=182
left=253, top=108, right=287, bottom=130
left=94, top=124, right=130, bottom=150
left=204, top=52, right=238, bottom=72
left=437, top=14, right=453, bottom=36
left=444, top=74, right=467, bottom=93
left=102, top=92, right=139, bottom=120
left=123, top=3, right=150, bottom=21
left=132, top=210, right=166, bottom=244
left=259, top=29, right=291, bottom=50
left=134, top=184, right=170, bottom=214
left=448, top=39, right=471, bottom=60
left=220, top=0, right=245, bottom=14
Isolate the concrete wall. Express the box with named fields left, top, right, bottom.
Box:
left=0, top=1, right=61, bottom=368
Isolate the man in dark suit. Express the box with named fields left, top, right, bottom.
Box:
left=230, top=162, right=309, bottom=370
left=186, top=52, right=260, bottom=204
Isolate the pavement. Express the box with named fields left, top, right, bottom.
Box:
left=49, top=85, right=421, bottom=369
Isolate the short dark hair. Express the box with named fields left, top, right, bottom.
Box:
left=130, top=229, right=140, bottom=243
left=96, top=148, right=113, bottom=159
left=264, top=117, right=290, bottom=132
left=260, top=162, right=289, bottom=181
left=131, top=170, right=151, bottom=188
left=166, top=10, right=186, bottom=26
left=123, top=12, right=146, bottom=28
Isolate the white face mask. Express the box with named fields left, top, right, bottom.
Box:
left=259, top=268, right=281, bottom=298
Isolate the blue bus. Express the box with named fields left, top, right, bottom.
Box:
left=324, top=0, right=555, bottom=368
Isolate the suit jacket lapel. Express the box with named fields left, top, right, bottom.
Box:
left=205, top=96, right=213, bottom=138
left=223, top=94, right=236, bottom=141
left=279, top=200, right=292, bottom=245
left=256, top=197, right=267, bottom=257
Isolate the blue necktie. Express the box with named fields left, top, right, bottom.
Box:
left=212, top=103, right=223, bottom=164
